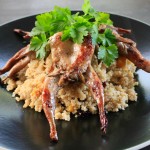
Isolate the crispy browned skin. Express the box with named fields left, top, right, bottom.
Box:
left=99, top=24, right=136, bottom=46
left=49, top=32, right=95, bottom=85
left=8, top=56, right=31, bottom=78
left=85, top=65, right=108, bottom=133
left=99, top=24, right=131, bottom=35
left=14, top=29, right=31, bottom=39
left=0, top=45, right=29, bottom=75
left=0, top=45, right=35, bottom=79
left=117, top=42, right=150, bottom=72
left=1, top=23, right=150, bottom=142
left=42, top=77, right=59, bottom=141
left=99, top=24, right=150, bottom=73
left=45, top=32, right=108, bottom=141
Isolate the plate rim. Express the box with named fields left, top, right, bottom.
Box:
left=0, top=12, right=150, bottom=150
left=0, top=11, right=150, bottom=28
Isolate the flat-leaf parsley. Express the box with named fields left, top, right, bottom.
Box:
left=29, top=0, right=118, bottom=66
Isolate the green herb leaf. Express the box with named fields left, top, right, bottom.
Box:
left=49, top=6, right=72, bottom=35
left=104, top=28, right=116, bottom=44
left=30, top=12, right=52, bottom=37
left=98, top=28, right=116, bottom=46
left=30, top=34, right=47, bottom=59
left=90, top=24, right=99, bottom=45
left=62, top=15, right=91, bottom=43
left=29, top=0, right=118, bottom=65
left=82, top=0, right=96, bottom=17
left=62, top=23, right=89, bottom=44
left=96, top=12, right=113, bottom=25
left=97, top=29, right=118, bottom=66
left=98, top=44, right=118, bottom=66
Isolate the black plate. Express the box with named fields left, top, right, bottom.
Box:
left=0, top=13, right=150, bottom=150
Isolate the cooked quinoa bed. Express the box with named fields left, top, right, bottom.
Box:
left=4, top=54, right=138, bottom=121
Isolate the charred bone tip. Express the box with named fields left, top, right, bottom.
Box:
left=50, top=132, right=58, bottom=142
left=100, top=112, right=108, bottom=134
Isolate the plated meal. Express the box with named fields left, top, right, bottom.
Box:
left=0, top=0, right=150, bottom=142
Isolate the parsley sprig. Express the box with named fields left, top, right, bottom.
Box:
left=97, top=29, right=118, bottom=66
left=30, top=0, right=118, bottom=66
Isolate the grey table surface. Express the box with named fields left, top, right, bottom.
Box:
left=0, top=0, right=150, bottom=150
left=0, top=0, right=150, bottom=26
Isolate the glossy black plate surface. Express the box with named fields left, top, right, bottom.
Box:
left=0, top=13, right=150, bottom=150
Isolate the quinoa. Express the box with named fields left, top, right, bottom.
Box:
left=4, top=54, right=138, bottom=121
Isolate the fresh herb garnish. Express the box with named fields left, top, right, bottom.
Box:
left=30, top=33, right=47, bottom=59
left=29, top=0, right=118, bottom=66
left=97, top=28, right=118, bottom=66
